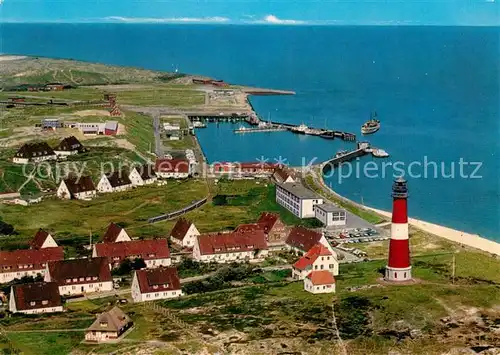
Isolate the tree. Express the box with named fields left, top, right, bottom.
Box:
left=113, top=259, right=132, bottom=276
left=131, top=258, right=146, bottom=270
left=0, top=221, right=15, bottom=236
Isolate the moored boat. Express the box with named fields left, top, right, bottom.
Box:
left=361, top=111, right=380, bottom=135
left=291, top=124, right=308, bottom=134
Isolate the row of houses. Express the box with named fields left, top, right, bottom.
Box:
left=56, top=160, right=192, bottom=200
left=40, top=119, right=120, bottom=135
left=13, top=136, right=85, bottom=164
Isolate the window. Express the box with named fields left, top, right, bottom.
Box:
left=395, top=272, right=398, bottom=279
left=30, top=301, right=36, bottom=306
left=320, top=265, right=324, bottom=270
left=42, top=300, right=48, bottom=305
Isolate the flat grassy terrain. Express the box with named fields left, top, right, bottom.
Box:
left=115, top=87, right=205, bottom=107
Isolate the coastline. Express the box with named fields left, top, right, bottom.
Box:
left=313, top=170, right=500, bottom=257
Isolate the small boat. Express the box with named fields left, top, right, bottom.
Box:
left=335, top=150, right=349, bottom=158
left=361, top=111, right=380, bottom=135
left=372, top=148, right=389, bottom=158
left=291, top=124, right=308, bottom=134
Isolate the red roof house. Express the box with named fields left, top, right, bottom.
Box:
left=304, top=270, right=336, bottom=294
left=169, top=218, right=200, bottom=248
left=256, top=212, right=289, bottom=245
left=193, top=230, right=268, bottom=263
left=286, top=226, right=325, bottom=253
left=0, top=247, right=64, bottom=283
left=102, top=223, right=132, bottom=243
left=30, top=229, right=58, bottom=249
left=9, top=282, right=63, bottom=314
left=93, top=239, right=171, bottom=268
left=292, top=243, right=338, bottom=279
left=132, top=267, right=182, bottom=302
left=46, top=257, right=113, bottom=296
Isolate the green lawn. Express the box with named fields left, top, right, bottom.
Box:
left=5, top=331, right=84, bottom=355
left=116, top=87, right=205, bottom=107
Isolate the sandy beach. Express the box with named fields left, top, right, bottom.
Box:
left=365, top=206, right=500, bottom=257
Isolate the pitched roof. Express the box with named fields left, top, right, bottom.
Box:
left=293, top=243, right=332, bottom=270
left=104, top=171, right=132, bottom=188
left=306, top=270, right=336, bottom=285
left=135, top=267, right=181, bottom=294
left=15, top=142, right=55, bottom=159
left=30, top=229, right=53, bottom=249
left=197, top=230, right=267, bottom=256
left=234, top=223, right=265, bottom=233
left=274, top=167, right=295, bottom=182
left=0, top=248, right=64, bottom=273
left=102, top=223, right=128, bottom=243
left=47, top=257, right=112, bottom=285
left=133, top=164, right=156, bottom=181
left=62, top=176, right=96, bottom=196
left=170, top=218, right=192, bottom=241
left=155, top=159, right=190, bottom=173
left=94, top=239, right=170, bottom=262
left=86, top=307, right=132, bottom=333
left=286, top=226, right=323, bottom=252
left=256, top=212, right=280, bottom=233
left=12, top=282, right=62, bottom=311
left=56, top=136, right=83, bottom=152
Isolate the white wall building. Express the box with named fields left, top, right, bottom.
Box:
left=275, top=183, right=323, bottom=219
left=170, top=218, right=200, bottom=248
left=56, top=176, right=97, bottom=200
left=314, top=204, right=347, bottom=227
left=97, top=172, right=133, bottom=193
left=303, top=270, right=336, bottom=294
left=131, top=267, right=183, bottom=303
left=9, top=282, right=63, bottom=314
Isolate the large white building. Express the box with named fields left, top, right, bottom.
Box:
left=131, top=267, right=183, bottom=303
left=45, top=257, right=113, bottom=296
left=275, top=183, right=323, bottom=219
left=313, top=204, right=347, bottom=227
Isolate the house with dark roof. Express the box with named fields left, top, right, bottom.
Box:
left=273, top=167, right=296, bottom=183
left=97, top=171, right=133, bottom=193
left=169, top=218, right=200, bottom=248
left=304, top=270, right=336, bottom=294
left=256, top=212, right=289, bottom=246
left=286, top=226, right=335, bottom=255
left=85, top=307, right=133, bottom=342
left=54, top=136, right=84, bottom=157
left=9, top=282, right=63, bottom=314
left=193, top=229, right=269, bottom=263
left=13, top=142, right=56, bottom=164
left=128, top=164, right=157, bottom=186
left=45, top=257, right=113, bottom=296
left=0, top=247, right=64, bottom=283
left=131, top=267, right=182, bottom=302
left=155, top=159, right=190, bottom=179
left=30, top=229, right=58, bottom=250
left=292, top=243, right=338, bottom=279
left=102, top=223, right=131, bottom=243
left=93, top=239, right=171, bottom=269
left=57, top=176, right=96, bottom=200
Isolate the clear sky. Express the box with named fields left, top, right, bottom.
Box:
left=0, top=0, right=498, bottom=26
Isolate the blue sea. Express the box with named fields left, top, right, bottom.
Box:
left=1, top=24, right=499, bottom=239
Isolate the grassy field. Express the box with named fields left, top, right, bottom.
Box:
left=4, top=249, right=497, bottom=354
left=115, top=87, right=205, bottom=107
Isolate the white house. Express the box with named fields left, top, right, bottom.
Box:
left=128, top=164, right=157, bottom=186
left=13, top=142, right=57, bottom=164
left=53, top=136, right=83, bottom=157
left=45, top=257, right=113, bottom=296
left=93, top=239, right=171, bottom=269
left=169, top=218, right=200, bottom=248
left=9, top=282, right=63, bottom=314
left=85, top=307, right=133, bottom=342
left=155, top=159, right=190, bottom=179
left=30, top=229, right=58, bottom=249
left=275, top=183, right=323, bottom=219
left=192, top=229, right=269, bottom=263
left=0, top=248, right=64, bottom=284
left=273, top=167, right=296, bottom=183
left=314, top=204, right=347, bottom=227
left=102, top=223, right=132, bottom=243
left=131, top=267, right=183, bottom=303
left=286, top=226, right=336, bottom=256
left=304, top=270, right=336, bottom=294
left=97, top=171, right=133, bottom=193
left=56, top=176, right=96, bottom=200
left=292, top=243, right=339, bottom=279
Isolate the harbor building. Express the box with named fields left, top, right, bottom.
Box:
left=275, top=183, right=323, bottom=219
left=313, top=204, right=347, bottom=227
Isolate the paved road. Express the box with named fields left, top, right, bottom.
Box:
left=152, top=114, right=163, bottom=157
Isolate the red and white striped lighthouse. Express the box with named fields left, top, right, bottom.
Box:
left=385, top=177, right=412, bottom=281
